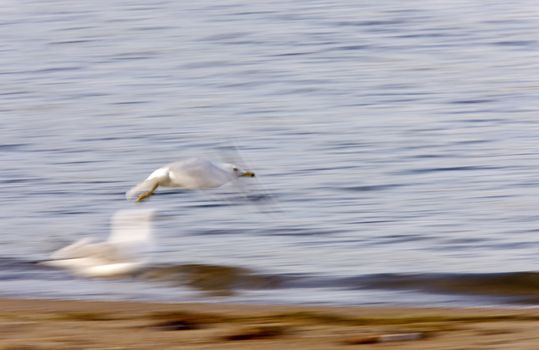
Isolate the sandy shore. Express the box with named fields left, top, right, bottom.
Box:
left=0, top=298, right=538, bottom=349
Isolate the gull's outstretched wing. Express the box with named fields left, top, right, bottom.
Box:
left=217, top=145, right=282, bottom=214
left=108, top=209, right=156, bottom=253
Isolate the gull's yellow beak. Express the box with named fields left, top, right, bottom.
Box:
left=240, top=170, right=256, bottom=177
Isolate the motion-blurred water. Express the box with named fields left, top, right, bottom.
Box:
left=1, top=0, right=539, bottom=306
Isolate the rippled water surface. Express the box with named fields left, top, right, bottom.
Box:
left=1, top=0, right=539, bottom=306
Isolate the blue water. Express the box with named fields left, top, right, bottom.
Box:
left=1, top=0, right=539, bottom=306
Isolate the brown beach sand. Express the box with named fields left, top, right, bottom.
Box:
left=0, top=298, right=538, bottom=349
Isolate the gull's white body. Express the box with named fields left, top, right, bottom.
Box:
left=42, top=209, right=155, bottom=278
left=126, top=157, right=252, bottom=200
left=148, top=158, right=236, bottom=189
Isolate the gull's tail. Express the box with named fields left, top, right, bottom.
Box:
left=126, top=179, right=159, bottom=200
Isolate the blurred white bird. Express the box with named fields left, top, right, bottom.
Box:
left=41, top=209, right=155, bottom=278
left=126, top=157, right=255, bottom=202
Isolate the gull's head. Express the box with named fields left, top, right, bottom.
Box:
left=223, top=163, right=256, bottom=178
